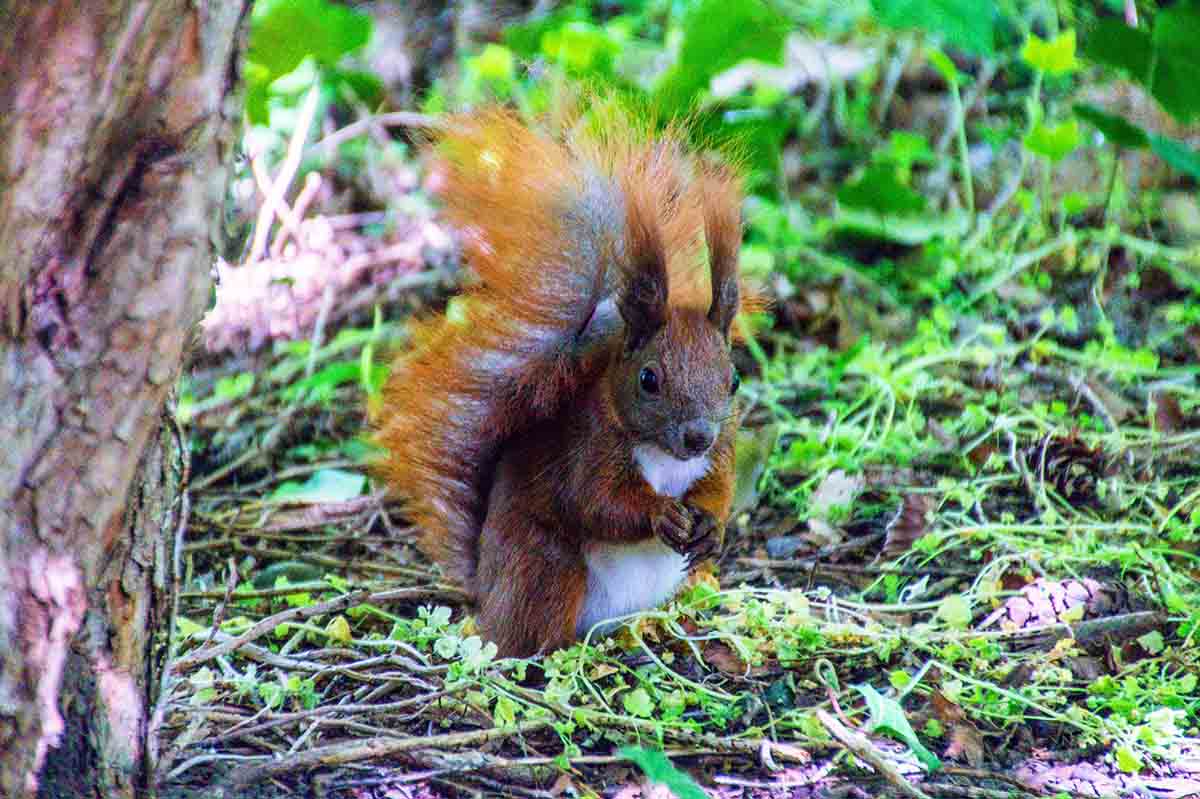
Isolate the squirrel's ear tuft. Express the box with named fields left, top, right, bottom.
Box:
left=618, top=182, right=669, bottom=352
left=701, top=167, right=742, bottom=338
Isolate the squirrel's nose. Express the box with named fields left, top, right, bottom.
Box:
left=680, top=420, right=717, bottom=458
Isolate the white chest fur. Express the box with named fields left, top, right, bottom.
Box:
left=632, top=445, right=711, bottom=499
left=577, top=538, right=688, bottom=637
left=575, top=446, right=710, bottom=638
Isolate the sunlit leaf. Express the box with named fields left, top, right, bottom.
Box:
left=270, top=469, right=366, bottom=504
left=855, top=683, right=942, bottom=771
left=1024, top=120, right=1081, bottom=162
left=472, top=44, right=516, bottom=82
left=1022, top=30, right=1078, bottom=75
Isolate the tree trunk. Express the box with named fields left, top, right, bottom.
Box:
left=0, top=3, right=248, bottom=797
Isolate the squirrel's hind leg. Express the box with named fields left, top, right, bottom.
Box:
left=474, top=512, right=586, bottom=658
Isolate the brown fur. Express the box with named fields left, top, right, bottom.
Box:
left=372, top=107, right=757, bottom=655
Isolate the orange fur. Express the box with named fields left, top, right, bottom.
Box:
left=372, top=107, right=756, bottom=644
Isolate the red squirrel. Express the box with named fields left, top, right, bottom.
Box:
left=373, top=107, right=757, bottom=657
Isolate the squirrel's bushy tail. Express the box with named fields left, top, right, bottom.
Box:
left=371, top=107, right=751, bottom=589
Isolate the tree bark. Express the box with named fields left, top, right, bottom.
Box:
left=0, top=3, right=248, bottom=797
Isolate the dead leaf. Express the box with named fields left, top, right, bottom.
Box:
left=879, top=494, right=933, bottom=560
left=809, top=469, right=865, bottom=516
left=931, top=691, right=985, bottom=767
left=945, top=726, right=985, bottom=767
left=930, top=690, right=966, bottom=724
left=1152, top=392, right=1186, bottom=433
left=733, top=425, right=780, bottom=514
left=704, top=641, right=749, bottom=676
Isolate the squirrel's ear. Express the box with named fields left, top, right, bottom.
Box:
left=619, top=184, right=669, bottom=352
left=702, top=169, right=742, bottom=339
left=709, top=273, right=739, bottom=339
left=618, top=255, right=668, bottom=352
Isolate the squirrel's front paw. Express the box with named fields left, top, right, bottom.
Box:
left=682, top=506, right=721, bottom=567
left=653, top=501, right=694, bottom=553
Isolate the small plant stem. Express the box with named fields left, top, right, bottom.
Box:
left=949, top=78, right=975, bottom=216
left=1102, top=151, right=1122, bottom=226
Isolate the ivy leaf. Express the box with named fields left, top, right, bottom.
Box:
left=248, top=0, right=371, bottom=78
left=1024, top=120, right=1081, bottom=162
left=1073, top=104, right=1149, bottom=149
left=619, top=747, right=709, bottom=799
left=855, top=683, right=942, bottom=771
left=1022, top=30, right=1078, bottom=75
left=870, top=0, right=995, bottom=55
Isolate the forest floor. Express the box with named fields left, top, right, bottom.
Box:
left=159, top=7, right=1200, bottom=799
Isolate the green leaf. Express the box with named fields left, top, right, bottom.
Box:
left=926, top=49, right=960, bottom=85
left=936, top=594, right=972, bottom=630
left=1081, top=18, right=1152, bottom=82
left=1151, top=134, right=1200, bottom=180
left=471, top=43, right=516, bottom=82
left=655, top=0, right=788, bottom=112
left=1024, top=120, right=1081, bottom=162
left=1073, top=104, right=1149, bottom=149
left=540, top=22, right=619, bottom=74
left=832, top=208, right=970, bottom=245
left=1137, top=629, right=1165, bottom=654
left=1150, top=4, right=1200, bottom=123
left=837, top=164, right=927, bottom=215
left=623, top=687, right=654, bottom=718
left=270, top=469, right=366, bottom=504
left=1082, top=9, right=1200, bottom=124
left=619, top=747, right=709, bottom=799
left=215, top=373, right=255, bottom=400
left=248, top=0, right=371, bottom=78
left=244, top=62, right=273, bottom=126
left=289, top=360, right=363, bottom=398
left=883, top=131, right=935, bottom=171
left=1115, top=744, right=1142, bottom=773
left=1022, top=30, right=1078, bottom=75
left=331, top=68, right=385, bottom=110
left=870, top=0, right=995, bottom=55
left=855, top=683, right=942, bottom=771
left=503, top=7, right=589, bottom=57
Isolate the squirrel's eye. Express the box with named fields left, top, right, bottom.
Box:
left=639, top=367, right=660, bottom=395
left=731, top=371, right=741, bottom=394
